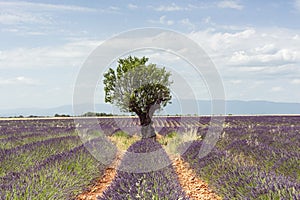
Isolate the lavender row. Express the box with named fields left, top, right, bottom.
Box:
left=0, top=135, right=83, bottom=177
left=181, top=116, right=300, bottom=199
left=0, top=138, right=108, bottom=199
left=0, top=118, right=75, bottom=137
left=0, top=116, right=212, bottom=137
left=0, top=131, right=78, bottom=150
left=99, top=138, right=189, bottom=200
left=1, top=116, right=300, bottom=135
left=0, top=135, right=80, bottom=158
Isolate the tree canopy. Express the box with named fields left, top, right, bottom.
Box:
left=103, top=56, right=172, bottom=138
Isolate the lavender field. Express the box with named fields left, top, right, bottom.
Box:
left=0, top=116, right=299, bottom=199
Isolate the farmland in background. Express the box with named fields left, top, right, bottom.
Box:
left=0, top=116, right=299, bottom=199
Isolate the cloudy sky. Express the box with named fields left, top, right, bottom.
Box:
left=0, top=0, right=300, bottom=110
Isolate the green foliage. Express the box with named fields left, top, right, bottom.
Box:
left=158, top=129, right=201, bottom=155
left=103, top=56, right=172, bottom=117
left=113, top=131, right=131, bottom=139
left=54, top=114, right=71, bottom=117
left=166, top=131, right=178, bottom=139
left=109, top=131, right=140, bottom=151
left=82, top=112, right=113, bottom=117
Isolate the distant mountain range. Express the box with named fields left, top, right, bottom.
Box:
left=0, top=100, right=300, bottom=117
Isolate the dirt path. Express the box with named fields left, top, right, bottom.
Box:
left=76, top=153, right=123, bottom=200
left=76, top=154, right=221, bottom=200
left=171, top=156, right=221, bottom=200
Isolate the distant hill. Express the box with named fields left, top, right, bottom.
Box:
left=225, top=100, right=300, bottom=115
left=0, top=100, right=299, bottom=117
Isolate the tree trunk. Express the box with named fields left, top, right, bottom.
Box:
left=138, top=113, right=156, bottom=139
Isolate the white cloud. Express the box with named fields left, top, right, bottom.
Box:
left=291, top=79, right=300, bottom=84
left=188, top=28, right=256, bottom=52
left=150, top=16, right=196, bottom=27
left=295, top=0, right=300, bottom=11
left=189, top=27, right=300, bottom=65
left=0, top=40, right=102, bottom=69
left=0, top=11, right=51, bottom=25
left=0, top=76, right=38, bottom=86
left=0, top=1, right=96, bottom=12
left=271, top=86, right=283, bottom=92
left=179, top=18, right=195, bottom=30
left=128, top=4, right=138, bottom=10
left=155, top=3, right=183, bottom=11
left=229, top=49, right=300, bottom=65
left=149, top=16, right=174, bottom=25
left=187, top=27, right=300, bottom=91
left=200, top=16, right=250, bottom=31
left=153, top=3, right=200, bottom=11
left=254, top=44, right=276, bottom=54
left=0, top=1, right=96, bottom=25
left=229, top=80, right=242, bottom=84
left=109, top=6, right=120, bottom=11
left=160, top=16, right=174, bottom=25
left=153, top=2, right=246, bottom=11
left=217, top=0, right=243, bottom=10
left=202, top=16, right=212, bottom=24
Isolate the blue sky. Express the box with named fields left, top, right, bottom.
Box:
left=0, top=0, right=300, bottom=110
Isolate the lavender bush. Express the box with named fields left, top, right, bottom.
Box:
left=0, top=116, right=299, bottom=199
left=99, top=139, right=189, bottom=200
left=181, top=116, right=300, bottom=199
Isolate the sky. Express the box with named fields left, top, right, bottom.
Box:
left=0, top=0, right=300, bottom=110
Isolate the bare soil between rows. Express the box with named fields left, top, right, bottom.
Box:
left=76, top=154, right=221, bottom=200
